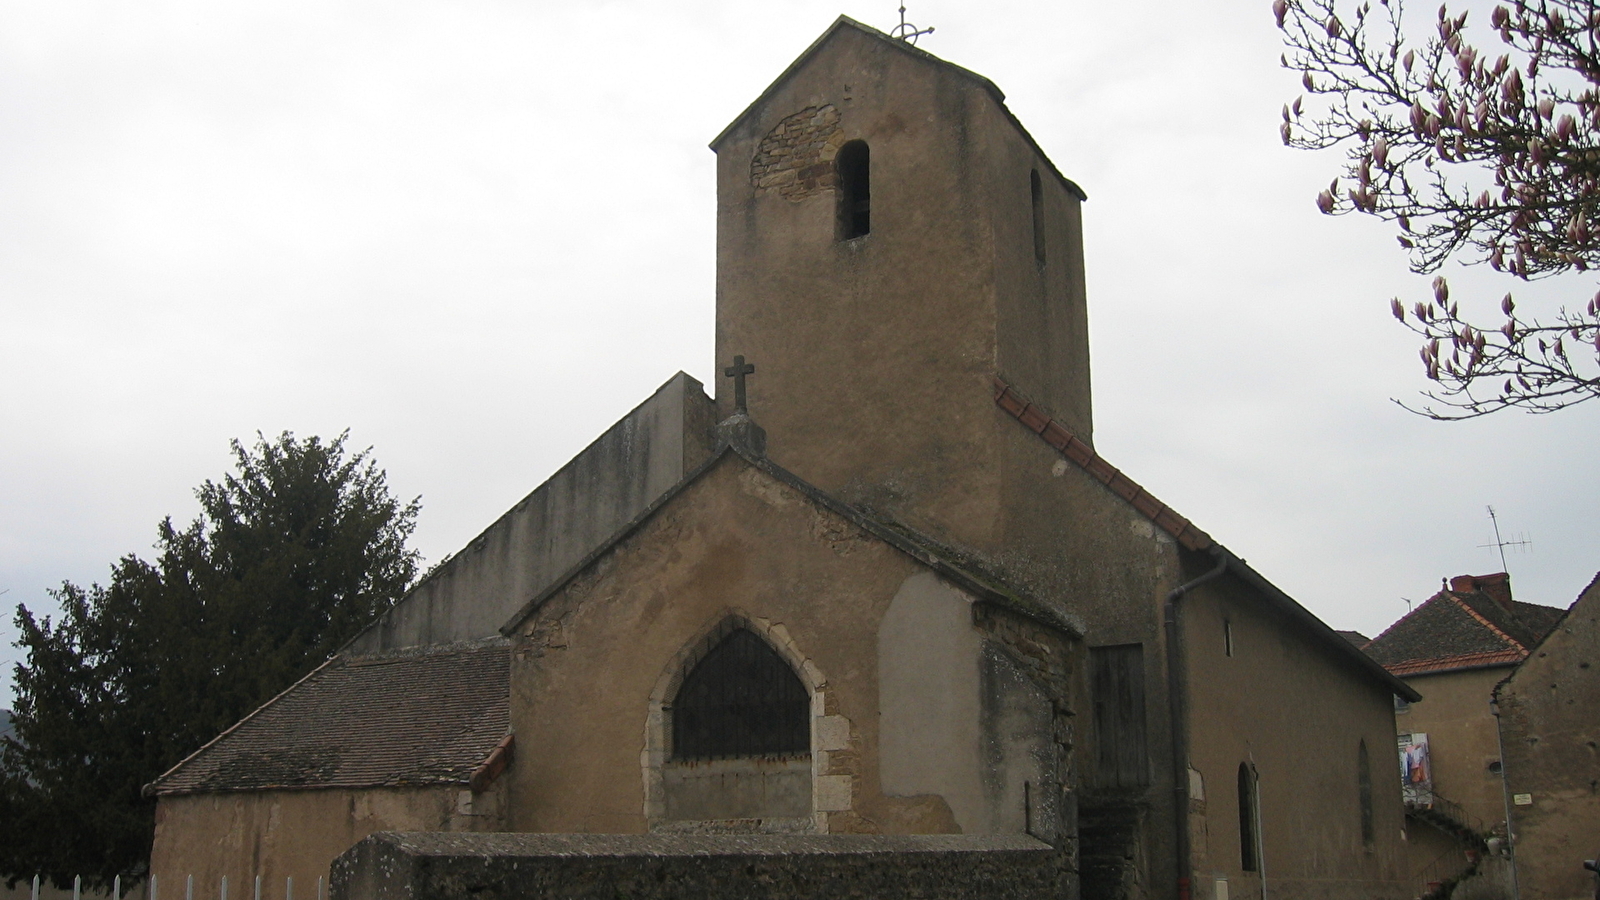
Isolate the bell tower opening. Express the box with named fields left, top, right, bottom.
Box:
left=837, top=140, right=870, bottom=240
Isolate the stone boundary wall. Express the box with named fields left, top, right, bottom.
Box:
left=332, top=832, right=1065, bottom=900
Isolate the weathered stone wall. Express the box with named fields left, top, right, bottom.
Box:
left=346, top=372, right=716, bottom=653
left=1498, top=573, right=1600, bottom=900
left=330, top=833, right=1065, bottom=900
left=750, top=106, right=844, bottom=201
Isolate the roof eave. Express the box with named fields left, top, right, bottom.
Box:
left=1214, top=548, right=1423, bottom=702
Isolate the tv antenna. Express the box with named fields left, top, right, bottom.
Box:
left=892, top=4, right=934, bottom=44
left=1478, top=505, right=1533, bottom=572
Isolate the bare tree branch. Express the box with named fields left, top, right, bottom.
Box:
left=1278, top=0, right=1600, bottom=417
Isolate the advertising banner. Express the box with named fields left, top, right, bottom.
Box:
left=1398, top=732, right=1432, bottom=807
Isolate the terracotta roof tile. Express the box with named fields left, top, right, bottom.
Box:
left=1365, top=583, right=1564, bottom=677
left=1386, top=649, right=1527, bottom=676
left=992, top=377, right=1213, bottom=551
left=991, top=377, right=1417, bottom=701
left=148, top=640, right=509, bottom=796
left=1337, top=630, right=1371, bottom=648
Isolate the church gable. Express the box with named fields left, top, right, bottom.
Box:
left=498, top=445, right=1080, bottom=838
left=711, top=16, right=1082, bottom=200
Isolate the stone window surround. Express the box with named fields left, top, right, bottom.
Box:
left=642, top=609, right=855, bottom=833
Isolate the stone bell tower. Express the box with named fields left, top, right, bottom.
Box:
left=711, top=17, right=1091, bottom=542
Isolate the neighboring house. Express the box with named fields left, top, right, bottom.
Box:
left=1496, top=572, right=1600, bottom=900
left=1363, top=573, right=1567, bottom=896
left=147, top=17, right=1420, bottom=900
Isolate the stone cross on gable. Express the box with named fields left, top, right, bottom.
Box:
left=724, top=355, right=755, bottom=414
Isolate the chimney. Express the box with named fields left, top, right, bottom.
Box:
left=1449, top=573, right=1513, bottom=610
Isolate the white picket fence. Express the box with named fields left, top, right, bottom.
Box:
left=23, top=876, right=323, bottom=900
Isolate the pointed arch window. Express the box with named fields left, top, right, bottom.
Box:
left=837, top=140, right=871, bottom=240
left=671, top=628, right=810, bottom=760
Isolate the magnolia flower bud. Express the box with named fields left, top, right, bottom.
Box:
left=1392, top=298, right=1406, bottom=320
left=1326, top=14, right=1342, bottom=36
left=1433, top=276, right=1450, bottom=304
left=1274, top=0, right=1289, bottom=27
left=1375, top=136, right=1390, bottom=168
left=1502, top=293, right=1515, bottom=315
left=1317, top=190, right=1335, bottom=213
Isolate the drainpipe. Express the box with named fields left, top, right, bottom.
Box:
left=1165, top=546, right=1229, bottom=900
left=1490, top=690, right=1522, bottom=900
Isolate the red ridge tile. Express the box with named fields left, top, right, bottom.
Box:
left=992, top=375, right=1214, bottom=552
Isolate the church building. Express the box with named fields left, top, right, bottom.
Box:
left=147, top=17, right=1418, bottom=900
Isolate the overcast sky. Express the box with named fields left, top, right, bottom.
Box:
left=2, top=0, right=1595, bottom=708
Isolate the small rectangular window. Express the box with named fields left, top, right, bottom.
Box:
left=1224, top=619, right=1234, bottom=657
left=1358, top=740, right=1374, bottom=845
left=1030, top=169, right=1046, bottom=265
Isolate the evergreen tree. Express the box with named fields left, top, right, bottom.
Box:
left=0, top=432, right=420, bottom=887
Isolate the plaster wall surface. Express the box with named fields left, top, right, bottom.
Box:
left=878, top=570, right=986, bottom=831
left=1498, top=574, right=1600, bottom=900
left=503, top=453, right=1070, bottom=840
left=149, top=786, right=505, bottom=900
left=347, top=373, right=715, bottom=652
left=1395, top=666, right=1512, bottom=828
left=661, top=757, right=812, bottom=821
left=1182, top=575, right=1411, bottom=900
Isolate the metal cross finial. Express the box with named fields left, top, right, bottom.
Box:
left=724, top=355, right=755, bottom=414
left=892, top=4, right=934, bottom=44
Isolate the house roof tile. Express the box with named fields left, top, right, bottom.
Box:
left=146, top=639, right=509, bottom=796
left=1364, top=578, right=1564, bottom=677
